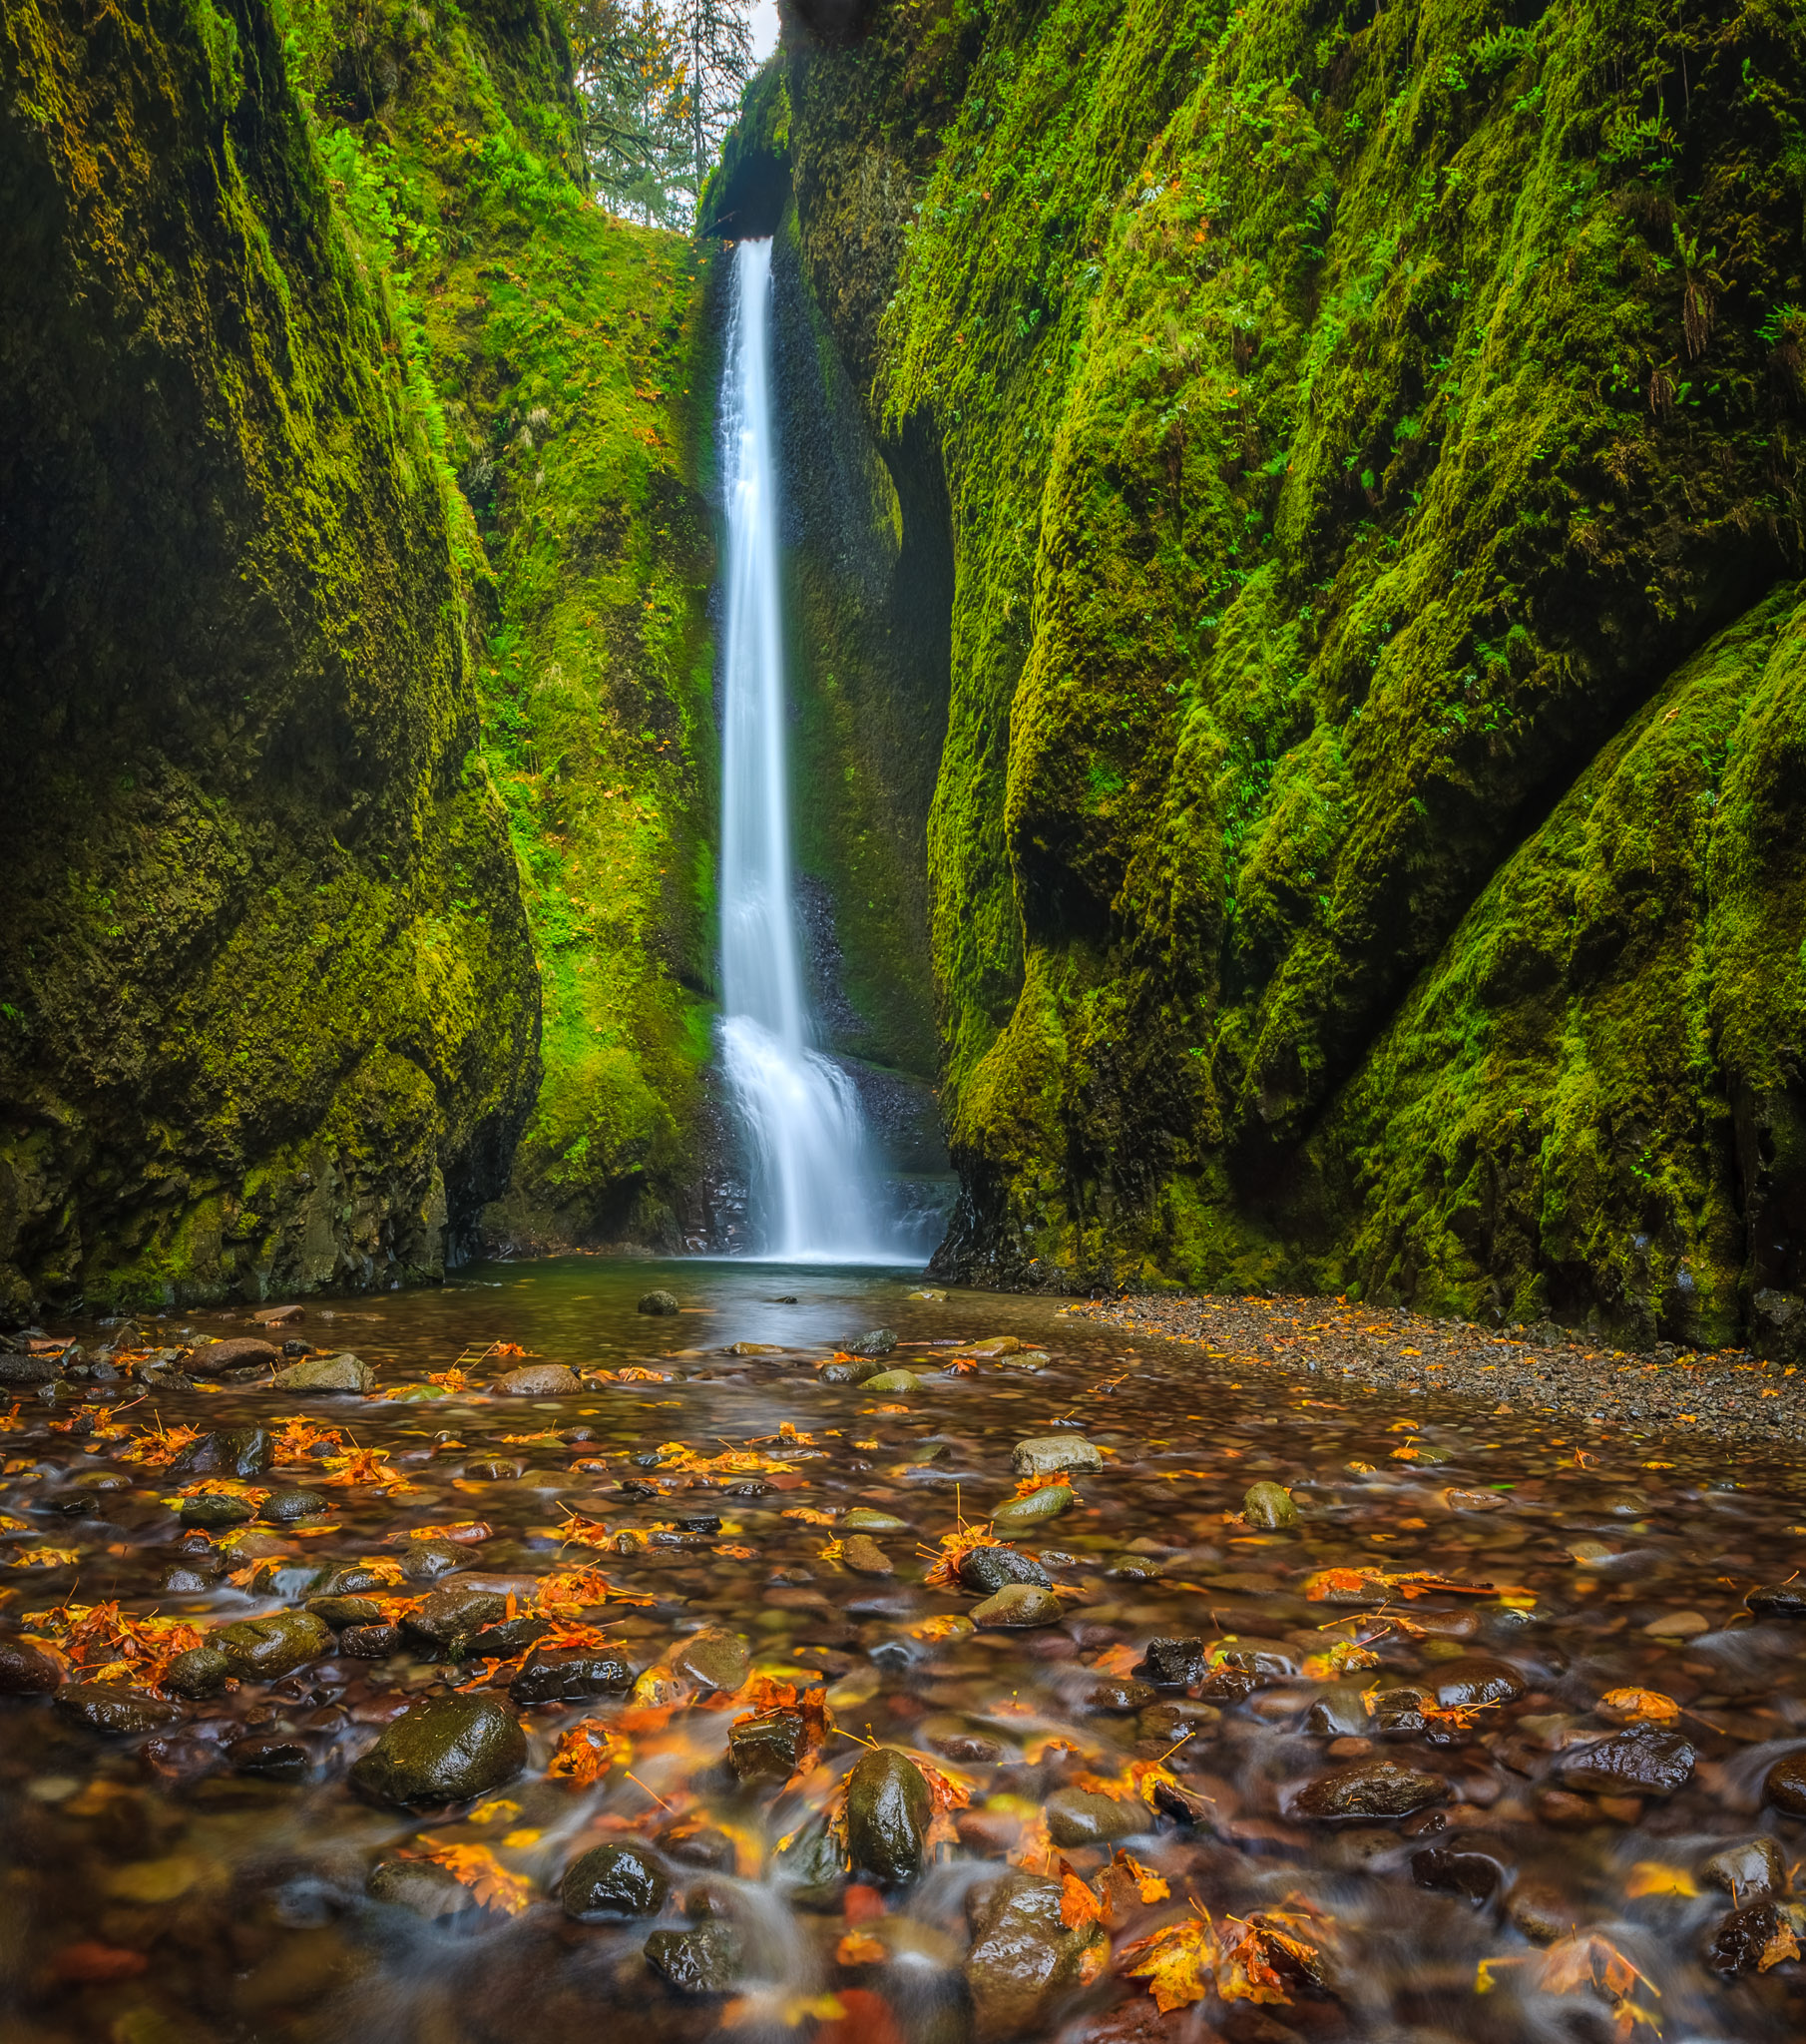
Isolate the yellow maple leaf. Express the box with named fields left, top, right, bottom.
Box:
left=1623, top=1862, right=1697, bottom=1899
left=1597, top=1688, right=1679, bottom=1726
left=1120, top=1913, right=1218, bottom=2012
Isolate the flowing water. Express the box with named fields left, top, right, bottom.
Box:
left=716, top=239, right=897, bottom=1264
left=7, top=1260, right=1806, bottom=2044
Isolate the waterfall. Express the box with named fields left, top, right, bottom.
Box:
left=716, top=239, right=900, bottom=1263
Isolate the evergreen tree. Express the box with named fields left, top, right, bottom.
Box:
left=564, top=0, right=692, bottom=224
left=667, top=0, right=753, bottom=210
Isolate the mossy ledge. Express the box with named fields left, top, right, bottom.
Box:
left=0, top=0, right=539, bottom=1313
left=735, top=0, right=1806, bottom=1352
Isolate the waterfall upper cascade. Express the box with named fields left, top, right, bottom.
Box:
left=716, top=239, right=902, bottom=1262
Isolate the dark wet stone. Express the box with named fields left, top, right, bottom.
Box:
left=466, top=1615, right=553, bottom=1659
left=958, top=1546, right=1051, bottom=1595
left=673, top=1512, right=722, bottom=1535
left=1559, top=1727, right=1695, bottom=1795
left=1307, top=1686, right=1371, bottom=1737
left=54, top=1684, right=184, bottom=1736
left=1764, top=1751, right=1806, bottom=1815
left=1507, top=1878, right=1574, bottom=1942
left=350, top=1694, right=527, bottom=1805
left=260, top=1487, right=331, bottom=1523
left=1294, top=1760, right=1449, bottom=1820
left=1138, top=1700, right=1220, bottom=1746
left=367, top=1856, right=477, bottom=1920
left=1372, top=1686, right=1431, bottom=1735
left=562, top=1841, right=672, bottom=1919
left=1411, top=1845, right=1510, bottom=1903
left=727, top=1707, right=813, bottom=1781
left=398, top=1539, right=465, bottom=1583
left=1709, top=1899, right=1789, bottom=1975
left=644, top=1921, right=741, bottom=1994
left=1242, top=1481, right=1298, bottom=1529
left=845, top=1748, right=932, bottom=1883
left=819, top=1356, right=883, bottom=1385
left=214, top=1611, right=333, bottom=1680
left=971, top=1583, right=1064, bottom=1629
left=186, top=1336, right=283, bottom=1376
left=510, top=1651, right=635, bottom=1705
left=1701, top=1836, right=1787, bottom=1897
left=965, top=1869, right=1103, bottom=2044
left=1139, top=1637, right=1205, bottom=1687
left=340, top=1624, right=404, bottom=1658
left=850, top=1327, right=899, bottom=1356
left=267, top=1352, right=373, bottom=1393
left=0, top=1639, right=63, bottom=1693
left=163, top=1647, right=233, bottom=1699
left=658, top=1819, right=738, bottom=1869
left=178, top=1493, right=254, bottom=1529
left=930, top=1730, right=1006, bottom=1764
left=171, top=1427, right=273, bottom=1479
left=404, top=1586, right=507, bottom=1649
left=308, top=1596, right=384, bottom=1629
left=229, top=1735, right=309, bottom=1781
left=1195, top=1665, right=1258, bottom=1704
left=0, top=1352, right=59, bottom=1384
left=638, top=1290, right=681, bottom=1315
left=672, top=1628, right=750, bottom=1692
left=159, top=1563, right=224, bottom=1594
left=1083, top=1678, right=1155, bottom=1714
left=1150, top=1777, right=1217, bottom=1825
left=495, top=1364, right=581, bottom=1395
left=313, top=1563, right=391, bottom=1596
left=1746, top=1584, right=1806, bottom=1621
left=1430, top=1658, right=1526, bottom=1709
left=1046, top=1788, right=1143, bottom=1847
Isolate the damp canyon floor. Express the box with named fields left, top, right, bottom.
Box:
left=5, top=1258, right=1806, bottom=2044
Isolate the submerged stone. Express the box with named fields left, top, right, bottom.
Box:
left=368, top=1856, right=477, bottom=1921
left=170, top=1427, right=273, bottom=1479
left=1045, top=1788, right=1142, bottom=1847
left=350, top=1695, right=527, bottom=1806
left=54, top=1685, right=184, bottom=1737
left=638, top=1290, right=680, bottom=1315
left=990, top=1484, right=1074, bottom=1530
left=162, top=1647, right=232, bottom=1700
left=495, top=1364, right=581, bottom=1394
left=259, top=1487, right=331, bottom=1523
left=1430, top=1657, right=1526, bottom=1709
left=1701, top=1836, right=1786, bottom=1897
left=964, top=1869, right=1105, bottom=2043
left=971, top=1583, right=1064, bottom=1628
left=562, top=1841, right=671, bottom=1919
left=0, top=1640, right=62, bottom=1694
left=672, top=1628, right=751, bottom=1692
left=1558, top=1727, right=1694, bottom=1795
left=841, top=1534, right=894, bottom=1576
left=644, top=1922, right=742, bottom=1994
left=179, top=1493, right=253, bottom=1529
left=1294, top=1760, right=1449, bottom=1819
left=861, top=1369, right=924, bottom=1395
left=1241, top=1480, right=1298, bottom=1529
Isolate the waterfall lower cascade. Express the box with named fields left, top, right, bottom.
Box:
left=716, top=239, right=901, bottom=1262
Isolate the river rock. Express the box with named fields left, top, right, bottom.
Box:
left=341, top=1624, right=404, bottom=1657
left=1083, top=1678, right=1155, bottom=1714
left=313, top=1563, right=391, bottom=1596
left=1046, top=1788, right=1142, bottom=1847
left=1702, top=1836, right=1787, bottom=1897
left=404, top=1586, right=508, bottom=1649
left=638, top=1290, right=680, bottom=1315
left=307, top=1595, right=383, bottom=1630
left=230, top=1734, right=309, bottom=1781
left=851, top=1327, right=899, bottom=1356
left=1140, top=1637, right=1206, bottom=1687
left=1559, top=1727, right=1695, bottom=1795
left=841, top=1535, right=894, bottom=1577
left=170, top=1427, right=273, bottom=1478
left=159, top=1562, right=224, bottom=1594
left=0, top=1639, right=62, bottom=1693
left=186, top=1337, right=283, bottom=1376
left=466, top=1614, right=552, bottom=1659
left=670, top=1627, right=751, bottom=1692
left=644, top=1921, right=741, bottom=1994
left=268, top=1352, right=373, bottom=1393
left=562, top=1841, right=672, bottom=1919
left=1746, top=1584, right=1806, bottom=1621
left=1764, top=1751, right=1806, bottom=1815
left=350, top=1694, right=527, bottom=1805
left=179, top=1493, right=253, bottom=1529
left=845, top=1748, right=932, bottom=1883
left=728, top=1706, right=815, bottom=1781
left=1506, top=1878, right=1573, bottom=1942
left=251, top=1303, right=305, bottom=1325
left=54, top=1684, right=184, bottom=1736
left=259, top=1487, right=331, bottom=1523
left=495, top=1364, right=581, bottom=1395
left=398, top=1539, right=465, bottom=1582
left=162, top=1646, right=233, bottom=1699
left=1294, top=1760, right=1449, bottom=1819
left=1411, top=1844, right=1510, bottom=1903
left=819, top=1356, right=884, bottom=1385
left=215, top=1611, right=333, bottom=1679
left=1242, top=1480, right=1298, bottom=1529
left=1431, top=1657, right=1526, bottom=1709
left=965, top=1869, right=1104, bottom=2043
left=511, top=1651, right=635, bottom=1705
left=367, top=1856, right=477, bottom=1920
left=1307, top=1685, right=1372, bottom=1737
left=959, top=1546, right=1051, bottom=1594
left=1709, top=1899, right=1790, bottom=1975
left=990, top=1484, right=1074, bottom=1531
left=972, top=1584, right=1064, bottom=1629
left=0, top=1352, right=59, bottom=1383
left=861, top=1369, right=924, bottom=1395
left=1011, top=1436, right=1103, bottom=1478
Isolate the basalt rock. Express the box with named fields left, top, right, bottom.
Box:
left=510, top=1651, right=635, bottom=1705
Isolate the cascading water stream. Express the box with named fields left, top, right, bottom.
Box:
left=716, top=239, right=900, bottom=1263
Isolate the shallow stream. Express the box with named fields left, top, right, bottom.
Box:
left=6, top=1258, right=1806, bottom=2044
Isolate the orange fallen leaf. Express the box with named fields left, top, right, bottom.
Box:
left=836, top=1931, right=888, bottom=1967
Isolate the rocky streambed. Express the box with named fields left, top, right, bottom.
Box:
left=3, top=1258, right=1806, bottom=2043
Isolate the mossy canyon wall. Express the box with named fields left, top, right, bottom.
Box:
left=721, top=0, right=1806, bottom=1351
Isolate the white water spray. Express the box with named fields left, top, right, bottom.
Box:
left=716, top=239, right=897, bottom=1262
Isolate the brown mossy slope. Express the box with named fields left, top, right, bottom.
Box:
left=0, top=0, right=539, bottom=1313
left=762, top=0, right=1806, bottom=1348
left=281, top=0, right=722, bottom=1253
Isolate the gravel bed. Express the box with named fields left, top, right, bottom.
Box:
left=1063, top=1292, right=1805, bottom=1448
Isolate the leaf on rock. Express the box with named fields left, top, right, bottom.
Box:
left=546, top=1720, right=632, bottom=1785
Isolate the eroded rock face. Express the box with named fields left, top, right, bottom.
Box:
left=349, top=1695, right=528, bottom=1806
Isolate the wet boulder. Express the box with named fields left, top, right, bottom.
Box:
left=403, top=1586, right=508, bottom=1651
left=1708, top=1899, right=1793, bottom=1975
left=340, top=1624, right=404, bottom=1658
left=229, top=1735, right=309, bottom=1781
left=0, top=1639, right=63, bottom=1693
left=958, top=1546, right=1051, bottom=1595
left=1411, top=1844, right=1511, bottom=1903
left=350, top=1694, right=527, bottom=1805
left=850, top=1327, right=899, bottom=1356
left=972, top=1584, right=1064, bottom=1629
left=841, top=1535, right=893, bottom=1577
left=1011, top=1436, right=1103, bottom=1479
left=1763, top=1751, right=1806, bottom=1815
left=562, top=1841, right=671, bottom=1919
left=727, top=1706, right=814, bottom=1782
left=1558, top=1727, right=1695, bottom=1796
left=1701, top=1836, right=1787, bottom=1897
left=215, top=1611, right=333, bottom=1680
left=308, top=1596, right=384, bottom=1630
left=1746, top=1584, right=1806, bottom=1621
left=159, top=1562, right=224, bottom=1595
left=1293, top=1760, right=1449, bottom=1820
left=313, top=1563, right=392, bottom=1596
left=495, top=1364, right=581, bottom=1395
left=268, top=1352, right=374, bottom=1393
left=1082, top=1678, right=1155, bottom=1714
left=397, top=1538, right=465, bottom=1584
left=467, top=1614, right=553, bottom=1659
left=964, top=1869, right=1106, bottom=2043
left=638, top=1290, right=680, bottom=1315
left=1241, top=1481, right=1298, bottom=1529
left=259, top=1487, right=331, bottom=1523
left=186, top=1337, right=282, bottom=1377
left=844, top=1748, right=932, bottom=1883
left=170, top=1427, right=273, bottom=1479
left=162, top=1647, right=232, bottom=1699
left=861, top=1369, right=924, bottom=1395
left=510, top=1650, right=635, bottom=1705
left=54, top=1684, right=184, bottom=1736
left=178, top=1494, right=253, bottom=1529
left=819, top=1356, right=883, bottom=1384
left=1307, top=1686, right=1371, bottom=1737
left=990, top=1485, right=1074, bottom=1532
left=1045, top=1788, right=1143, bottom=1847
left=672, top=1628, right=750, bottom=1693
left=1139, top=1637, right=1206, bottom=1687
left=644, top=1921, right=742, bottom=1994
left=1430, top=1658, right=1526, bottom=1709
